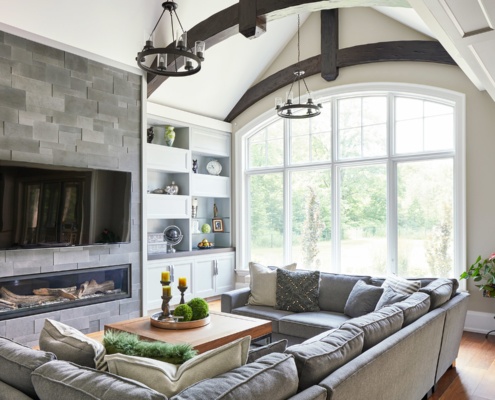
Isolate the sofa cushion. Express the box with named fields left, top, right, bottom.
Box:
left=0, top=336, right=56, bottom=399
left=171, top=353, right=298, bottom=400
left=247, top=262, right=297, bottom=307
left=278, top=311, right=351, bottom=339
left=419, top=278, right=453, bottom=310
left=31, top=360, right=167, bottom=400
left=285, top=325, right=364, bottom=391
left=247, top=339, right=288, bottom=363
left=375, top=286, right=409, bottom=310
left=344, top=280, right=384, bottom=317
left=0, top=380, right=33, bottom=400
left=341, top=305, right=404, bottom=350
left=39, top=318, right=107, bottom=370
left=275, top=269, right=320, bottom=312
left=232, top=305, right=294, bottom=333
left=393, top=292, right=431, bottom=327
left=382, top=274, right=421, bottom=295
left=106, top=336, right=250, bottom=398
left=318, top=273, right=372, bottom=313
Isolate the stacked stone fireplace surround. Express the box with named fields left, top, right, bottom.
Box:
left=0, top=30, right=142, bottom=346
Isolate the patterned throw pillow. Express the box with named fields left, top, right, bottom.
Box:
left=275, top=269, right=320, bottom=312
left=382, top=274, right=421, bottom=295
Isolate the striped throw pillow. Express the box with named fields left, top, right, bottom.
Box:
left=382, top=274, right=421, bottom=295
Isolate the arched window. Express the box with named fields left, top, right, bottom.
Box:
left=237, top=84, right=465, bottom=278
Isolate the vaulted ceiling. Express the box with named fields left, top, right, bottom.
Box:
left=0, top=0, right=494, bottom=121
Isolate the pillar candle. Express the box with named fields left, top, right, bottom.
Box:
left=161, top=271, right=170, bottom=282
left=162, top=286, right=172, bottom=297
left=178, top=277, right=187, bottom=287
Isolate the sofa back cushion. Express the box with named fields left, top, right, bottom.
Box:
left=39, top=318, right=107, bottom=370
left=341, top=305, right=404, bottom=351
left=247, top=339, right=288, bottom=363
left=171, top=353, right=298, bottom=400
left=31, top=360, right=167, bottom=400
left=318, top=273, right=372, bottom=313
left=419, top=278, right=453, bottom=311
left=106, top=336, right=250, bottom=398
left=0, top=336, right=56, bottom=399
left=393, top=292, right=431, bottom=327
left=285, top=325, right=364, bottom=391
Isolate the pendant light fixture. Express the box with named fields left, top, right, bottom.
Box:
left=275, top=15, right=322, bottom=119
left=136, top=1, right=205, bottom=77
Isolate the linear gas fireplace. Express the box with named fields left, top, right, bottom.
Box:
left=0, top=265, right=130, bottom=320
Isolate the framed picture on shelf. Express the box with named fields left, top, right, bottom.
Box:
left=212, top=218, right=224, bottom=232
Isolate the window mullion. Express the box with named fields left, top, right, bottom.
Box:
left=284, top=119, right=291, bottom=264
left=332, top=99, right=341, bottom=273
left=387, top=93, right=398, bottom=275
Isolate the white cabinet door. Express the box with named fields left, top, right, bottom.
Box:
left=147, top=144, right=189, bottom=173
left=214, top=253, right=235, bottom=294
left=191, top=175, right=230, bottom=198
left=193, top=258, right=215, bottom=298
left=147, top=194, right=189, bottom=218
left=191, top=128, right=230, bottom=157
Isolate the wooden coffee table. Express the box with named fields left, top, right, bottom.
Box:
left=104, top=311, right=272, bottom=354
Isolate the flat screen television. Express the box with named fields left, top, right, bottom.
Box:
left=0, top=161, right=131, bottom=250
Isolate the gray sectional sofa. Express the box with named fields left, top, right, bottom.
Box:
left=0, top=273, right=468, bottom=400
left=221, top=272, right=470, bottom=400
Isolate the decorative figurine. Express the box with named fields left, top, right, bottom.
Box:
left=165, top=181, right=179, bottom=195
left=147, top=127, right=154, bottom=143
left=213, top=203, right=218, bottom=218
left=192, top=159, right=198, bottom=173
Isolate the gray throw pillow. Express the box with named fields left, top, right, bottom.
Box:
left=375, top=286, right=409, bottom=310
left=275, top=269, right=320, bottom=312
left=344, top=280, right=384, bottom=317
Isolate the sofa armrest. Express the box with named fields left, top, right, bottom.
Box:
left=221, top=287, right=250, bottom=313
left=288, top=386, right=327, bottom=400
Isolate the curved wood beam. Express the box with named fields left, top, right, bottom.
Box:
left=224, top=41, right=456, bottom=122
left=146, top=0, right=409, bottom=96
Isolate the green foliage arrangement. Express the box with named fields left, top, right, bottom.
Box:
left=187, top=297, right=209, bottom=320
left=173, top=304, right=193, bottom=321
left=103, top=331, right=197, bottom=364
left=460, top=253, right=495, bottom=297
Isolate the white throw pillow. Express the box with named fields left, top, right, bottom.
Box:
left=247, top=262, right=297, bottom=306
left=105, top=335, right=251, bottom=398
left=39, top=318, right=107, bottom=370
left=382, top=274, right=421, bottom=295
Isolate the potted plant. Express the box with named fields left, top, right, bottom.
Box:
left=460, top=253, right=495, bottom=297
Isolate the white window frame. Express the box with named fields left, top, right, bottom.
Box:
left=235, top=83, right=466, bottom=284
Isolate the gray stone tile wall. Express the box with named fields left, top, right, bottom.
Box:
left=0, top=30, right=142, bottom=345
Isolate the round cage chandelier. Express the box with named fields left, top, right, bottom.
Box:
left=275, top=15, right=322, bottom=119
left=136, top=1, right=205, bottom=77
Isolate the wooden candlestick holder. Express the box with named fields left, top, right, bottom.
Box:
left=178, top=286, right=188, bottom=304
left=160, top=295, right=173, bottom=319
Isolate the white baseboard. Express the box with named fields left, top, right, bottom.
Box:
left=464, top=310, right=495, bottom=334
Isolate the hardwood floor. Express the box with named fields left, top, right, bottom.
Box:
left=433, top=331, right=495, bottom=400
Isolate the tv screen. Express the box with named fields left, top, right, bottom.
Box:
left=0, top=161, right=131, bottom=250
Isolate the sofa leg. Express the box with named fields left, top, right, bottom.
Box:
left=422, top=387, right=434, bottom=399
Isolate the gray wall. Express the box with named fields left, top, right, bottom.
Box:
left=0, top=30, right=142, bottom=346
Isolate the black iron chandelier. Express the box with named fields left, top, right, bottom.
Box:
left=275, top=15, right=322, bottom=119
left=136, top=1, right=205, bottom=77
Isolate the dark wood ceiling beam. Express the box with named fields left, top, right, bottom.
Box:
left=146, top=0, right=364, bottom=97
left=239, top=0, right=267, bottom=39
left=224, top=40, right=456, bottom=122
left=321, top=9, right=339, bottom=82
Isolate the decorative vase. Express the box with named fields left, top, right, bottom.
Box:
left=147, top=127, right=154, bottom=143
left=164, top=126, right=175, bottom=147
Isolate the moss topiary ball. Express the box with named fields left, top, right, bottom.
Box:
left=173, top=304, right=193, bottom=321
left=187, top=297, right=209, bottom=320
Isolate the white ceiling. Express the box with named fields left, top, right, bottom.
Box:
left=0, top=1, right=493, bottom=121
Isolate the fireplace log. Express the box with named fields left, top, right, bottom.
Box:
left=0, top=299, right=16, bottom=309
left=0, top=287, right=58, bottom=305
left=78, top=280, right=115, bottom=297
left=33, top=287, right=78, bottom=300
